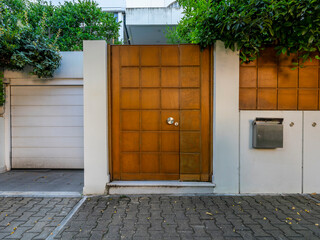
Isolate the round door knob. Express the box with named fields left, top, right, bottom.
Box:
left=167, top=117, right=174, bottom=125
left=174, top=122, right=179, bottom=126
left=312, top=122, right=317, bottom=127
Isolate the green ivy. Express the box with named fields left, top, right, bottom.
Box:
left=167, top=0, right=320, bottom=63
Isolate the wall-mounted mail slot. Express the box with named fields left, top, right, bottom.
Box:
left=252, top=118, right=283, bottom=149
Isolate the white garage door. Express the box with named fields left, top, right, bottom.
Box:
left=11, top=86, right=84, bottom=169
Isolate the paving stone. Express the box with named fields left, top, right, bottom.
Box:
left=20, top=232, right=39, bottom=240
left=33, top=227, right=55, bottom=239
left=1, top=221, right=25, bottom=233
left=19, top=217, right=42, bottom=228
left=246, top=224, right=271, bottom=237
left=237, top=230, right=255, bottom=239
left=191, top=224, right=211, bottom=237
left=0, top=197, right=79, bottom=240
left=0, top=217, right=18, bottom=227
left=56, top=230, right=78, bottom=240
left=0, top=232, right=11, bottom=239
left=206, top=230, right=225, bottom=239
left=148, top=230, right=164, bottom=239
left=4, top=227, right=32, bottom=239
left=3, top=195, right=320, bottom=239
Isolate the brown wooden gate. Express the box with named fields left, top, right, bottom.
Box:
left=110, top=45, right=212, bottom=181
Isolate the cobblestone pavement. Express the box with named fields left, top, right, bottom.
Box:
left=0, top=197, right=80, bottom=240
left=56, top=195, right=320, bottom=240
left=2, top=195, right=320, bottom=239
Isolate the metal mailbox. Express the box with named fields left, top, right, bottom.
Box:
left=252, top=118, right=284, bottom=149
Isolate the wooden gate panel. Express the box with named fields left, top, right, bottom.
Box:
left=111, top=45, right=211, bottom=181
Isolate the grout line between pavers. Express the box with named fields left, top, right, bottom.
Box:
left=46, top=196, right=87, bottom=240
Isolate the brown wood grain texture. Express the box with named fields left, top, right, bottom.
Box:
left=240, top=48, right=320, bottom=110
left=111, top=45, right=212, bottom=181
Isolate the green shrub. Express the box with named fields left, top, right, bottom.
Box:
left=28, top=0, right=121, bottom=51
left=0, top=0, right=61, bottom=106
left=168, top=0, right=320, bottom=63
left=0, top=0, right=61, bottom=76
left=0, top=0, right=120, bottom=106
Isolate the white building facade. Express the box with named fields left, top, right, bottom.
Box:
left=48, top=0, right=182, bottom=44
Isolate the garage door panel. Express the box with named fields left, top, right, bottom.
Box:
left=12, top=137, right=84, bottom=148
left=12, top=116, right=83, bottom=127
left=11, top=96, right=83, bottom=106
left=12, top=106, right=83, bottom=116
left=12, top=127, right=83, bottom=137
left=11, top=86, right=84, bottom=169
left=12, top=148, right=83, bottom=158
left=11, top=86, right=83, bottom=96
left=12, top=158, right=84, bottom=169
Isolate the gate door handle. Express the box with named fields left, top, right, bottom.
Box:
left=167, top=117, right=174, bottom=125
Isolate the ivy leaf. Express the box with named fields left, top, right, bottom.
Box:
left=284, top=22, right=292, bottom=27
left=301, top=29, right=308, bottom=36
left=308, top=35, right=314, bottom=44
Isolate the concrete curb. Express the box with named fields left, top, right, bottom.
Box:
left=46, top=196, right=87, bottom=240
left=0, top=191, right=82, bottom=198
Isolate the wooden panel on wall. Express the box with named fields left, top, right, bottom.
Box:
left=240, top=48, right=320, bottom=110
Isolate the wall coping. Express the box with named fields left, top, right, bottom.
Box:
left=4, top=51, right=83, bottom=80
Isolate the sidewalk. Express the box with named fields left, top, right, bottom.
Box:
left=1, top=194, right=320, bottom=239
left=0, top=170, right=83, bottom=193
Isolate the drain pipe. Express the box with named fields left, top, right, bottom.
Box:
left=123, top=12, right=131, bottom=45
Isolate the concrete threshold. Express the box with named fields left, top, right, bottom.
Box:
left=106, top=181, right=216, bottom=195
left=0, top=191, right=82, bottom=198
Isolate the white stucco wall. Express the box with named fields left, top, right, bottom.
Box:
left=83, top=41, right=109, bottom=195
left=126, top=7, right=183, bottom=25
left=240, top=111, right=303, bottom=194
left=303, top=111, right=320, bottom=193
left=0, top=116, right=5, bottom=172
left=97, top=0, right=126, bottom=11
left=4, top=52, right=83, bottom=80
left=213, top=41, right=240, bottom=194
left=212, top=42, right=320, bottom=194
left=126, top=0, right=177, bottom=8
left=54, top=52, right=83, bottom=79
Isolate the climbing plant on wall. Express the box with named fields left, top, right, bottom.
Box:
left=167, top=0, right=320, bottom=63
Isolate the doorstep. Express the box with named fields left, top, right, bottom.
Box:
left=106, top=181, right=216, bottom=195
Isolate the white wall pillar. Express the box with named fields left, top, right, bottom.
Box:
left=213, top=41, right=240, bottom=193
left=1, top=85, right=11, bottom=173
left=83, top=41, right=109, bottom=195
left=0, top=115, right=5, bottom=173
